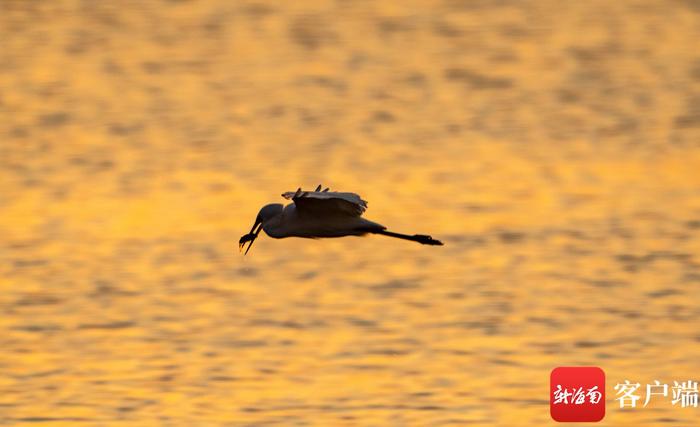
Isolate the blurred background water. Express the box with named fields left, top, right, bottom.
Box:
left=1, top=0, right=699, bottom=425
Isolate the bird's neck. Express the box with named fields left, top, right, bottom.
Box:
left=262, top=216, right=287, bottom=238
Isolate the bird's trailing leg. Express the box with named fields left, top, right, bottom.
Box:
left=375, top=230, right=444, bottom=246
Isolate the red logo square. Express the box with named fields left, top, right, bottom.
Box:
left=550, top=366, right=605, bottom=422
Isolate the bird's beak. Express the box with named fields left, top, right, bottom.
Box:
left=239, top=218, right=263, bottom=255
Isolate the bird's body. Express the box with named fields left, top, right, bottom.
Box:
left=262, top=203, right=384, bottom=239
left=239, top=185, right=443, bottom=254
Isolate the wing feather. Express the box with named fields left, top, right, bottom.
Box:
left=282, top=188, right=368, bottom=216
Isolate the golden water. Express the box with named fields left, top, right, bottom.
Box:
left=1, top=1, right=700, bottom=425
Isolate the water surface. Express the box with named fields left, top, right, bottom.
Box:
left=1, top=1, right=700, bottom=425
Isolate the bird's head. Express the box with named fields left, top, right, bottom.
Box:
left=239, top=204, right=283, bottom=255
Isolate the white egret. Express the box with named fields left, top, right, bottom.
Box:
left=239, top=185, right=443, bottom=254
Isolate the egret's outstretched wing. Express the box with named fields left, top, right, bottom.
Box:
left=282, top=186, right=368, bottom=216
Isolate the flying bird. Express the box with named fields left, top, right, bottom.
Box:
left=239, top=185, right=443, bottom=254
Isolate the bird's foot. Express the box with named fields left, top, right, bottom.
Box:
left=414, top=234, right=444, bottom=246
